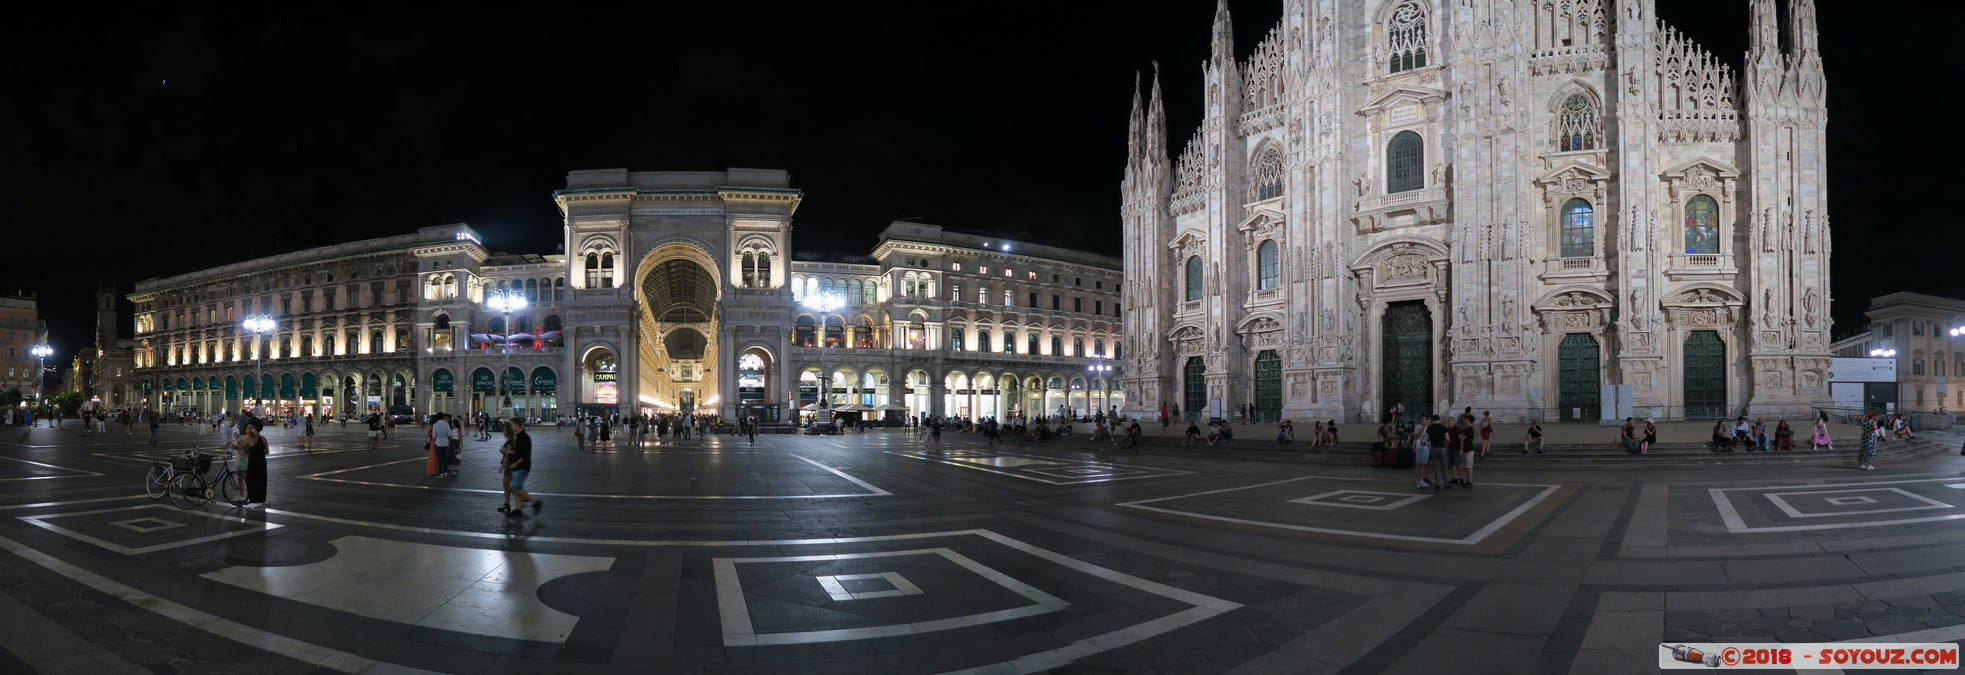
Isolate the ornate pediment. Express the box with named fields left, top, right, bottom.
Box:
left=1534, top=161, right=1613, bottom=188
left=1166, top=230, right=1207, bottom=257
left=1236, top=312, right=1285, bottom=333
left=1533, top=287, right=1615, bottom=311
left=1665, top=285, right=1743, bottom=306
left=1660, top=158, right=1739, bottom=193
left=1167, top=324, right=1204, bottom=342
left=1235, top=208, right=1287, bottom=235
left=1359, top=82, right=1447, bottom=114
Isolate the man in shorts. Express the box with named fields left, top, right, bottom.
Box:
left=366, top=413, right=382, bottom=449
left=503, top=419, right=542, bottom=517
left=1454, top=414, right=1477, bottom=488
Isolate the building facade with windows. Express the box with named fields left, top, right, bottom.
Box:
left=1121, top=0, right=1832, bottom=423
left=1828, top=293, right=1965, bottom=413
left=130, top=169, right=1122, bottom=423
left=0, top=293, right=47, bottom=396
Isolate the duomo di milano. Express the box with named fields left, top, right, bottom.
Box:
left=1119, top=0, right=1834, bottom=423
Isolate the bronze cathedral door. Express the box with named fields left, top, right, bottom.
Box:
left=1380, top=301, right=1432, bottom=420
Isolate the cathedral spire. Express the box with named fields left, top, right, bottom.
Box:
left=1146, top=62, right=1166, bottom=161
left=1210, top=0, right=1234, bottom=66
left=1127, top=71, right=1144, bottom=163
left=1748, top=0, right=1780, bottom=56
left=1787, top=0, right=1819, bottom=55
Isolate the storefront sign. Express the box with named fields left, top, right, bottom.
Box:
left=595, top=382, right=617, bottom=404
left=472, top=369, right=495, bottom=394
left=738, top=386, right=765, bottom=393
left=593, top=371, right=617, bottom=383
left=531, top=369, right=556, bottom=394
left=432, top=369, right=454, bottom=393
left=1829, top=357, right=1897, bottom=383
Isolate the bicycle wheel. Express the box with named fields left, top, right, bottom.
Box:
left=170, top=473, right=210, bottom=508
left=217, top=469, right=242, bottom=505
left=144, top=465, right=170, bottom=499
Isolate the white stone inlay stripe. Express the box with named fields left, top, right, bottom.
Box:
left=203, top=535, right=613, bottom=644
left=1710, top=478, right=1965, bottom=533
left=0, top=533, right=438, bottom=674
left=714, top=547, right=1068, bottom=646
left=299, top=453, right=890, bottom=499
left=1764, top=488, right=1952, bottom=519
left=18, top=504, right=283, bottom=555
left=1119, top=476, right=1560, bottom=545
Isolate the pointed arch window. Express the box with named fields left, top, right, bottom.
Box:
left=1557, top=94, right=1599, bottom=151
left=1684, top=195, right=1720, bottom=254
left=1251, top=147, right=1284, bottom=201
left=1256, top=240, right=1280, bottom=290
left=1387, top=2, right=1428, bottom=73
left=1184, top=256, right=1204, bottom=302
left=1560, top=198, right=1595, bottom=258
left=1386, top=131, right=1424, bottom=193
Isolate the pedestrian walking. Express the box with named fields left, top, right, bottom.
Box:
left=301, top=415, right=315, bottom=451
left=430, top=414, right=454, bottom=478
left=497, top=423, right=516, bottom=513
left=503, top=420, right=541, bottom=516
left=573, top=418, right=586, bottom=450
left=146, top=410, right=160, bottom=446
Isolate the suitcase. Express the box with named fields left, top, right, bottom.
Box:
left=425, top=441, right=440, bottom=477
left=1369, top=448, right=1385, bottom=467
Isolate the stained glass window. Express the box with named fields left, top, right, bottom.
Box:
left=1184, top=256, right=1204, bottom=302
left=1684, top=195, right=1719, bottom=254
left=1557, top=94, right=1598, bottom=151
left=1387, top=131, right=1424, bottom=193
left=1561, top=198, right=1594, bottom=258
left=1251, top=148, right=1284, bottom=201
left=1256, top=240, right=1280, bottom=290
left=1388, top=3, right=1427, bottom=73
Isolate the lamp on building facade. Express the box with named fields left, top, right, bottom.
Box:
left=29, top=344, right=52, bottom=404
left=242, top=315, right=276, bottom=413
left=486, top=290, right=528, bottom=414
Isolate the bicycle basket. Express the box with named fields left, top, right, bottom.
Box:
left=171, top=455, right=199, bottom=472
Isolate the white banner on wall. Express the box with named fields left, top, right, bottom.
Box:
left=1828, top=358, right=1897, bottom=383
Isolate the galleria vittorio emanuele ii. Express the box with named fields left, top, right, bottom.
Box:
left=1120, top=0, right=1832, bottom=423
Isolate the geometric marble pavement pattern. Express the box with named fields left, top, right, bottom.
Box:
left=202, top=534, right=613, bottom=643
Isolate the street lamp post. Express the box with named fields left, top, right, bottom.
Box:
left=243, top=315, right=276, bottom=415
left=801, top=293, right=843, bottom=424
left=486, top=290, right=529, bottom=417
left=1086, top=357, right=1115, bottom=416
left=29, top=344, right=51, bottom=424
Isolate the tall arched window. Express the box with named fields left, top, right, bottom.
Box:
left=804, top=277, right=819, bottom=300
left=1256, top=240, right=1280, bottom=290
left=553, top=277, right=564, bottom=300
left=1184, top=256, right=1204, bottom=302
left=865, top=279, right=878, bottom=304
left=1094, top=339, right=1105, bottom=357
left=794, top=316, right=817, bottom=347
left=599, top=253, right=614, bottom=287
left=525, top=278, right=538, bottom=302
left=1557, top=94, right=1599, bottom=151
left=1251, top=147, right=1284, bottom=201
left=1684, top=195, right=1719, bottom=254
left=1051, top=336, right=1063, bottom=356
left=1387, top=2, right=1427, bottom=73
left=1028, top=332, right=1039, bottom=354
left=1560, top=198, right=1595, bottom=258
left=741, top=252, right=757, bottom=287
left=1386, top=131, right=1424, bottom=193
left=1073, top=338, right=1084, bottom=357
left=978, top=329, right=991, bottom=353
left=950, top=330, right=964, bottom=351
left=848, top=279, right=862, bottom=304
left=756, top=252, right=772, bottom=287
left=584, top=254, right=600, bottom=287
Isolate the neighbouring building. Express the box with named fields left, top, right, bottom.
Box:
left=1120, top=0, right=1832, bottom=423
left=1829, top=293, right=1965, bottom=412
left=0, top=293, right=46, bottom=396
left=128, top=168, right=1122, bottom=422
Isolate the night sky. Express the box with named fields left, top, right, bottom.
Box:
left=3, top=1, right=1958, bottom=365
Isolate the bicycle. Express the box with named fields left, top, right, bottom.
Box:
left=144, top=450, right=211, bottom=508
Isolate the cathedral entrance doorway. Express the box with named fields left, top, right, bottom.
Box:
left=1557, top=334, right=1601, bottom=422
left=1683, top=330, right=1727, bottom=419
left=1253, top=350, right=1281, bottom=423
left=1182, top=357, right=1206, bottom=421
left=1380, top=301, right=1432, bottom=421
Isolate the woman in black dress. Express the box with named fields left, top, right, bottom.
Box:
left=240, top=424, right=270, bottom=508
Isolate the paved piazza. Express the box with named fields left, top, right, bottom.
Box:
left=3, top=425, right=1965, bottom=673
